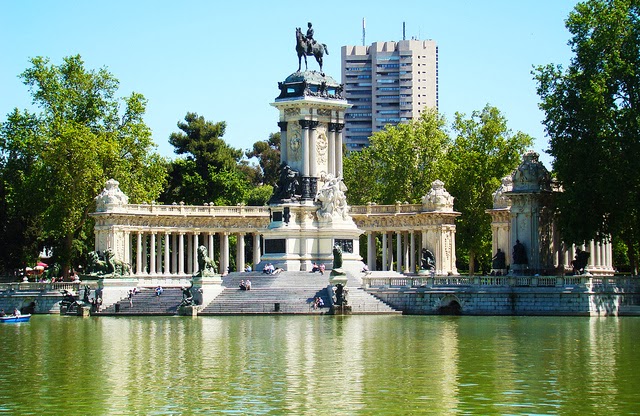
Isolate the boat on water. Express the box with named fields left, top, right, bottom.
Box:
left=0, top=314, right=31, bottom=323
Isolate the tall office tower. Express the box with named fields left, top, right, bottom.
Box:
left=341, top=40, right=438, bottom=150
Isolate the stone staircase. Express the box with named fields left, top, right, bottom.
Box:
left=96, top=288, right=183, bottom=316
left=199, top=270, right=400, bottom=315
left=92, top=270, right=400, bottom=316
left=200, top=271, right=330, bottom=315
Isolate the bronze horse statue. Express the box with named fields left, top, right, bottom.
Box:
left=296, top=27, right=328, bottom=73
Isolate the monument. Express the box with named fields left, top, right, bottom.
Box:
left=261, top=23, right=363, bottom=272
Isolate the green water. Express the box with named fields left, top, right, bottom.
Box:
left=0, top=315, right=638, bottom=415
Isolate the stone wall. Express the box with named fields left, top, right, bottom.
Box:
left=369, top=285, right=639, bottom=316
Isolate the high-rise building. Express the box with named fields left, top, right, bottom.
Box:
left=341, top=40, right=438, bottom=150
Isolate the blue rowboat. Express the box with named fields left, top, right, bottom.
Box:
left=0, top=314, right=31, bottom=323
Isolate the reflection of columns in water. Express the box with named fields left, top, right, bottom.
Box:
left=438, top=321, right=460, bottom=413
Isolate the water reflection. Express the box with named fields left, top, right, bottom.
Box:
left=1, top=315, right=639, bottom=414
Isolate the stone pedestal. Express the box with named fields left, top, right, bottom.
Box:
left=178, top=305, right=199, bottom=316
left=191, top=275, right=223, bottom=306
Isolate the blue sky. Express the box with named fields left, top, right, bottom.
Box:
left=1, top=0, right=580, bottom=169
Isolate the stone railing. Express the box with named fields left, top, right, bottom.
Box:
left=350, top=203, right=424, bottom=215
left=362, top=275, right=640, bottom=290
left=117, top=204, right=269, bottom=217
left=0, top=281, right=87, bottom=293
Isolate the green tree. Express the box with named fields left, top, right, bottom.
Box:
left=0, top=55, right=166, bottom=276
left=246, top=132, right=281, bottom=187
left=534, top=0, right=640, bottom=273
left=344, top=109, right=451, bottom=205
left=448, top=105, right=533, bottom=274
left=162, top=112, right=244, bottom=204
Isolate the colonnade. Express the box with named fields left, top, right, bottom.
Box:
left=121, top=230, right=262, bottom=277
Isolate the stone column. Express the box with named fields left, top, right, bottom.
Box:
left=136, top=231, right=143, bottom=275
left=142, top=233, right=148, bottom=274
left=410, top=231, right=416, bottom=273
left=236, top=233, right=246, bottom=272
left=382, top=232, right=388, bottom=272
left=335, top=123, right=344, bottom=176
left=308, top=120, right=319, bottom=196
left=309, top=120, right=318, bottom=178
left=208, top=232, right=215, bottom=264
left=192, top=233, right=200, bottom=274
left=300, top=120, right=310, bottom=176
left=253, top=233, right=261, bottom=267
left=300, top=120, right=312, bottom=199
left=156, top=232, right=163, bottom=274
left=367, top=231, right=376, bottom=271
left=149, top=233, right=157, bottom=275
left=187, top=233, right=193, bottom=274
left=278, top=121, right=288, bottom=164
left=172, top=234, right=178, bottom=274
left=396, top=231, right=402, bottom=273
left=403, top=232, right=410, bottom=273
left=222, top=232, right=230, bottom=275
left=178, top=233, right=185, bottom=275
left=164, top=232, right=170, bottom=275
left=328, top=123, right=336, bottom=176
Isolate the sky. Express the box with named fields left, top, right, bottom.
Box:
left=0, top=0, right=581, bottom=169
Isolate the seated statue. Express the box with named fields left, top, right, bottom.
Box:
left=196, top=245, right=217, bottom=276
left=420, top=248, right=436, bottom=271
left=512, top=240, right=528, bottom=265
left=332, top=244, right=343, bottom=269
left=492, top=249, right=506, bottom=270
left=180, top=286, right=195, bottom=306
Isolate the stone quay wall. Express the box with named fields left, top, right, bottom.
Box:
left=365, top=276, right=640, bottom=316
left=0, top=282, right=84, bottom=314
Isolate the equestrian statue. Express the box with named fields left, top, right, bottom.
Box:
left=296, top=22, right=328, bottom=73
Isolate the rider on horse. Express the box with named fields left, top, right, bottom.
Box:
left=306, top=22, right=315, bottom=55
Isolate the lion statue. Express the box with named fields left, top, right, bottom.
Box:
left=196, top=245, right=217, bottom=276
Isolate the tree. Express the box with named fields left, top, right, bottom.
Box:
left=245, top=132, right=281, bottom=187
left=162, top=113, right=275, bottom=207
left=162, top=113, right=244, bottom=205
left=447, top=105, right=533, bottom=274
left=0, top=55, right=166, bottom=276
left=533, top=0, right=640, bottom=273
left=343, top=109, right=451, bottom=205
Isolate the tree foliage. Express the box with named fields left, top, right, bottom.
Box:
left=344, top=106, right=532, bottom=274
left=246, top=132, right=281, bottom=187
left=533, top=0, right=640, bottom=272
left=0, top=55, right=166, bottom=275
left=161, top=113, right=273, bottom=206
left=448, top=105, right=533, bottom=274
left=344, top=109, right=451, bottom=205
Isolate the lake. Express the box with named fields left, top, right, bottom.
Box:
left=1, top=315, right=638, bottom=415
